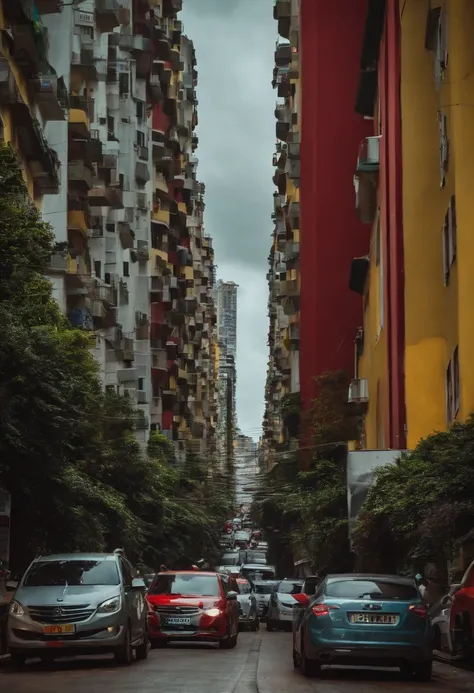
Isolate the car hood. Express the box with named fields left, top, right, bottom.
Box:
left=14, top=584, right=118, bottom=607
left=147, top=594, right=221, bottom=609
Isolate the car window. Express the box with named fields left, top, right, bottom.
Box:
left=241, top=567, right=275, bottom=581
left=254, top=583, right=273, bottom=594
left=120, top=558, right=133, bottom=586
left=149, top=574, right=220, bottom=597
left=236, top=579, right=251, bottom=595
left=23, top=560, right=120, bottom=587
left=279, top=581, right=302, bottom=594
left=221, top=554, right=240, bottom=566
left=325, top=578, right=418, bottom=601
left=246, top=551, right=266, bottom=562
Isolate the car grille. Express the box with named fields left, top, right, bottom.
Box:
left=155, top=606, right=200, bottom=616
left=28, top=604, right=95, bottom=624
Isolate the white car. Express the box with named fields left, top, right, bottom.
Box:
left=233, top=577, right=259, bottom=631
left=266, top=578, right=304, bottom=631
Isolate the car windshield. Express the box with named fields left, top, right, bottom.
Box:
left=221, top=554, right=240, bottom=566
left=246, top=551, right=266, bottom=562
left=254, top=584, right=274, bottom=594
left=149, top=574, right=220, bottom=597
left=241, top=567, right=275, bottom=581
left=23, top=560, right=120, bottom=587
left=325, top=579, right=418, bottom=601
left=236, top=580, right=251, bottom=595
left=279, top=581, right=302, bottom=594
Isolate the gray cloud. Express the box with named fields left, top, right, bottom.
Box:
left=182, top=0, right=275, bottom=437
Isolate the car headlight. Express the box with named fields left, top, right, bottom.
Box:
left=97, top=596, right=121, bottom=614
left=204, top=608, right=222, bottom=617
left=9, top=600, right=25, bottom=616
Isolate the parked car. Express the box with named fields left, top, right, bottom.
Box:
left=429, top=583, right=460, bottom=656
left=216, top=566, right=240, bottom=577
left=267, top=579, right=304, bottom=631
left=240, top=550, right=267, bottom=565
left=219, top=551, right=241, bottom=567
left=256, top=542, right=268, bottom=551
left=253, top=580, right=279, bottom=621
left=292, top=573, right=433, bottom=681
left=449, top=559, right=474, bottom=657
left=240, top=564, right=276, bottom=582
left=146, top=571, right=239, bottom=648
left=219, top=533, right=235, bottom=550
left=7, top=550, right=148, bottom=667
left=231, top=577, right=259, bottom=631
left=234, top=531, right=251, bottom=550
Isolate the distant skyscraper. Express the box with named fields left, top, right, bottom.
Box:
left=214, top=281, right=239, bottom=478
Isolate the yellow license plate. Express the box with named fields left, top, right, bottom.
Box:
left=43, top=624, right=76, bottom=635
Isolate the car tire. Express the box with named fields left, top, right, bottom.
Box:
left=411, top=660, right=433, bottom=682
left=301, top=641, right=321, bottom=678
left=114, top=625, right=133, bottom=666
left=251, top=614, right=259, bottom=632
left=135, top=628, right=149, bottom=661
left=9, top=651, right=26, bottom=670
left=229, top=631, right=238, bottom=649
left=293, top=648, right=300, bottom=669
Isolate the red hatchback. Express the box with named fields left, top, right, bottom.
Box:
left=147, top=571, right=239, bottom=648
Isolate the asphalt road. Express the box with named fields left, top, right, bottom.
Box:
left=1, top=630, right=473, bottom=693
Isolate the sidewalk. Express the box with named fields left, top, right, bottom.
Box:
left=256, top=631, right=474, bottom=693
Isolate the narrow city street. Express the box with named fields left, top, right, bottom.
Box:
left=1, top=631, right=473, bottom=693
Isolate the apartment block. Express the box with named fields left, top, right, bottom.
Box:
left=350, top=0, right=474, bottom=451
left=262, top=0, right=301, bottom=464
left=0, top=0, right=217, bottom=458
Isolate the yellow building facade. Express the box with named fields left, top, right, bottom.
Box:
left=356, top=0, right=474, bottom=451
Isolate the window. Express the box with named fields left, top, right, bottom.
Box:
left=425, top=6, right=448, bottom=89
left=136, top=100, right=145, bottom=123
left=119, top=72, right=129, bottom=97
left=138, top=377, right=145, bottom=391
left=325, top=578, right=418, bottom=601
left=278, top=580, right=303, bottom=595
left=136, top=130, right=145, bottom=147
left=24, top=560, right=120, bottom=587
left=442, top=195, right=457, bottom=285
left=149, top=574, right=220, bottom=597
left=438, top=111, right=449, bottom=188
left=446, top=346, right=460, bottom=424
left=123, top=261, right=130, bottom=277
left=94, top=260, right=101, bottom=279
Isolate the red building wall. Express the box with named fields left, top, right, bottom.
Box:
left=299, top=0, right=372, bottom=411
left=379, top=0, right=406, bottom=449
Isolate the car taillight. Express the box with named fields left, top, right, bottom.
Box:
left=409, top=604, right=427, bottom=618
left=311, top=603, right=339, bottom=617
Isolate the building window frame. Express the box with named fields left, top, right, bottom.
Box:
left=438, top=111, right=449, bottom=188
left=442, top=195, right=456, bottom=285
left=446, top=345, right=460, bottom=424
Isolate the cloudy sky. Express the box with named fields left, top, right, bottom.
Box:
left=181, top=0, right=275, bottom=440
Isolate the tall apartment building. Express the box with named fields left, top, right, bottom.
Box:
left=263, top=0, right=371, bottom=465
left=234, top=433, right=258, bottom=507
left=214, top=280, right=238, bottom=467
left=349, top=0, right=474, bottom=452
left=0, top=0, right=217, bottom=459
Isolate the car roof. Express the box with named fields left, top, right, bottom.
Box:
left=279, top=578, right=304, bottom=583
left=241, top=563, right=275, bottom=569
left=33, top=553, right=117, bottom=562
left=253, top=579, right=279, bottom=585
left=325, top=573, right=415, bottom=585
left=158, top=571, right=218, bottom=576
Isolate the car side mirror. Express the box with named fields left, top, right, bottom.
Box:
left=226, top=591, right=238, bottom=600
left=131, top=577, right=147, bottom=591
left=293, top=593, right=310, bottom=608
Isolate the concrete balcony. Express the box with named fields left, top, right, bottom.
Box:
left=30, top=74, right=67, bottom=121
left=68, top=160, right=93, bottom=192
left=136, top=240, right=149, bottom=262
left=95, top=0, right=121, bottom=31
left=118, top=222, right=134, bottom=250
left=48, top=250, right=68, bottom=273
left=275, top=42, right=292, bottom=67
left=135, top=161, right=150, bottom=184
left=152, top=206, right=170, bottom=226
left=68, top=108, right=89, bottom=139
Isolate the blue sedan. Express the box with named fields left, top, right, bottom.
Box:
left=292, top=573, right=433, bottom=681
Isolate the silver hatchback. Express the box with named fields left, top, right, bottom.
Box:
left=8, top=551, right=148, bottom=667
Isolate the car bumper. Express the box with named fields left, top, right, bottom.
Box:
left=306, top=635, right=432, bottom=664
left=148, top=613, right=228, bottom=641
left=7, top=610, right=130, bottom=654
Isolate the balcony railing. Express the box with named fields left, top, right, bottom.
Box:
left=137, top=192, right=148, bottom=210
left=137, top=240, right=149, bottom=262
left=68, top=160, right=93, bottom=190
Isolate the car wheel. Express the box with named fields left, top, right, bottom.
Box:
left=114, top=624, right=133, bottom=666
left=135, top=627, right=149, bottom=661
left=229, top=630, right=238, bottom=649
left=301, top=640, right=321, bottom=678
left=411, top=660, right=433, bottom=682
left=9, top=651, right=26, bottom=670
left=251, top=614, right=259, bottom=632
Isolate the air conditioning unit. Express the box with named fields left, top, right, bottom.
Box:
left=348, top=378, right=369, bottom=404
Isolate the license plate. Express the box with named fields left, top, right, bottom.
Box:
left=43, top=624, right=76, bottom=635
left=349, top=613, right=397, bottom=625
left=165, top=617, right=191, bottom=626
